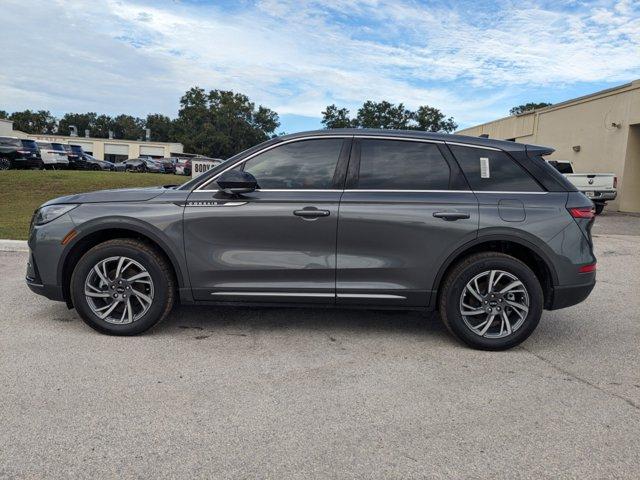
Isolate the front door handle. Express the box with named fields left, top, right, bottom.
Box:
left=433, top=211, right=470, bottom=221
left=294, top=207, right=330, bottom=218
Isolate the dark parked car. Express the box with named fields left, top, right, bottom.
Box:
left=0, top=137, right=43, bottom=170
left=155, top=157, right=176, bottom=174
left=62, top=144, right=87, bottom=169
left=26, top=130, right=596, bottom=350
left=83, top=153, right=116, bottom=171
left=123, top=157, right=163, bottom=173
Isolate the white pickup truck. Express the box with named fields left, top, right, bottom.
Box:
left=547, top=160, right=617, bottom=215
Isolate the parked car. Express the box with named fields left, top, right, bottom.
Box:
left=123, top=157, right=163, bottom=173
left=62, top=144, right=87, bottom=169
left=154, top=157, right=177, bottom=174
left=82, top=153, right=116, bottom=171
left=0, top=137, right=43, bottom=170
left=175, top=158, right=192, bottom=176
left=36, top=141, right=69, bottom=169
left=547, top=160, right=616, bottom=214
left=26, top=130, right=596, bottom=350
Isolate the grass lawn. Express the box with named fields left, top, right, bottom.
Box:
left=0, top=170, right=186, bottom=240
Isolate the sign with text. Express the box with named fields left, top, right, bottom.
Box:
left=191, top=159, right=222, bottom=178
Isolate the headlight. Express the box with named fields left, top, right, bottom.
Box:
left=33, top=204, right=79, bottom=225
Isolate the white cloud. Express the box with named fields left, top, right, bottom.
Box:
left=0, top=0, right=638, bottom=128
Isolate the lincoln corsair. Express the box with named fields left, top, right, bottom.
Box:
left=26, top=130, right=596, bottom=350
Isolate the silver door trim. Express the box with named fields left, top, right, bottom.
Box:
left=337, top=293, right=407, bottom=299
left=210, top=291, right=334, bottom=298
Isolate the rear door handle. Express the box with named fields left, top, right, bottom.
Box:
left=433, top=211, right=470, bottom=221
left=294, top=208, right=330, bottom=218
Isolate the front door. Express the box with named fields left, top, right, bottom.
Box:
left=336, top=138, right=479, bottom=307
left=184, top=136, right=351, bottom=303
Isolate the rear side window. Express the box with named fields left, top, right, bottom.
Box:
left=356, top=139, right=450, bottom=190
left=242, top=138, right=343, bottom=189
left=51, top=143, right=66, bottom=152
left=21, top=140, right=37, bottom=149
left=449, top=145, right=543, bottom=192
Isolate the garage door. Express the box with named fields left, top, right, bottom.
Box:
left=140, top=146, right=165, bottom=157
left=105, top=143, right=129, bottom=155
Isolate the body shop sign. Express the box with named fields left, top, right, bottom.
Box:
left=192, top=160, right=220, bottom=178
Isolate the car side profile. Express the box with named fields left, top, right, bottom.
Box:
left=26, top=130, right=596, bottom=350
left=0, top=137, right=44, bottom=170
left=124, top=157, right=163, bottom=173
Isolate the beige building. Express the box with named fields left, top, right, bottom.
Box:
left=458, top=80, right=640, bottom=213
left=1, top=118, right=183, bottom=162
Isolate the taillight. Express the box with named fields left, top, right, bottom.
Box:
left=17, top=149, right=31, bottom=154
left=613, top=176, right=617, bottom=189
left=578, top=263, right=596, bottom=273
left=568, top=207, right=595, bottom=219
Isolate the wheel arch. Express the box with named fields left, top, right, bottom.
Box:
left=432, top=234, right=558, bottom=309
left=58, top=218, right=188, bottom=307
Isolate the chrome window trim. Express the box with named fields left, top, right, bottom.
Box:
left=474, top=191, right=549, bottom=195
left=445, top=142, right=501, bottom=151
left=354, top=135, right=444, bottom=144
left=210, top=291, right=334, bottom=298
left=196, top=135, right=352, bottom=192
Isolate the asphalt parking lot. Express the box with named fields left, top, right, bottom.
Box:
left=1, top=212, right=639, bottom=479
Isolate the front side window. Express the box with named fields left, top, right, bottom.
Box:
left=449, top=145, right=543, bottom=192
left=242, top=138, right=344, bottom=189
left=356, top=139, right=450, bottom=190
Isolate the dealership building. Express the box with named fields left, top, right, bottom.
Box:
left=1, top=118, right=183, bottom=163
left=458, top=79, right=640, bottom=213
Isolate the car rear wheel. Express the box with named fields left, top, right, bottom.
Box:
left=70, top=239, right=175, bottom=335
left=0, top=158, right=10, bottom=170
left=91, top=164, right=101, bottom=171
left=594, top=202, right=605, bottom=215
left=438, top=252, right=543, bottom=350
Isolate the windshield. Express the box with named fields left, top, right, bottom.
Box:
left=21, top=139, right=38, bottom=149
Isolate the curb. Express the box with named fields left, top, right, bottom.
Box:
left=0, top=240, right=29, bottom=252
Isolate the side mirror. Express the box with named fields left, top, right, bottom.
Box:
left=216, top=170, right=257, bottom=195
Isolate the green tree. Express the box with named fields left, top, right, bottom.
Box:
left=93, top=114, right=114, bottom=138
left=322, top=101, right=457, bottom=132
left=8, top=110, right=57, bottom=134
left=0, top=110, right=8, bottom=119
left=173, top=87, right=280, bottom=158
left=58, top=112, right=98, bottom=137
left=145, top=114, right=175, bottom=142
left=509, top=102, right=552, bottom=115
left=355, top=101, right=413, bottom=129
left=111, top=114, right=145, bottom=140
left=321, top=105, right=355, bottom=129
left=412, top=106, right=457, bottom=132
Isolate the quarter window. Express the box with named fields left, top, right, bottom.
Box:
left=242, top=138, right=343, bottom=189
left=356, top=139, right=450, bottom=190
left=449, top=145, right=543, bottom=192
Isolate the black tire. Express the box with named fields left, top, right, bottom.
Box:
left=91, top=164, right=101, bottom=171
left=594, top=202, right=605, bottom=215
left=0, top=158, right=11, bottom=170
left=438, top=252, right=543, bottom=350
left=70, top=239, right=175, bottom=335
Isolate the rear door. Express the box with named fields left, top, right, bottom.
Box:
left=336, top=137, right=479, bottom=307
left=184, top=136, right=351, bottom=303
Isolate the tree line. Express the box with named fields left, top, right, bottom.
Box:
left=1, top=87, right=549, bottom=158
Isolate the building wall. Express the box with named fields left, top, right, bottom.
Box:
left=24, top=133, right=183, bottom=161
left=0, top=119, right=15, bottom=136
left=458, top=80, right=640, bottom=212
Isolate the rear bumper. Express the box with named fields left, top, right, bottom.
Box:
left=548, top=279, right=595, bottom=310
left=13, top=157, right=42, bottom=168
left=585, top=190, right=617, bottom=202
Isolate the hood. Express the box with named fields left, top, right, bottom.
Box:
left=43, top=187, right=167, bottom=206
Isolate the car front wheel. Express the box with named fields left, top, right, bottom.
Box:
left=438, top=252, right=543, bottom=350
left=71, top=239, right=175, bottom=335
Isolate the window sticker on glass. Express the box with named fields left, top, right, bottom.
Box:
left=480, top=157, right=490, bottom=178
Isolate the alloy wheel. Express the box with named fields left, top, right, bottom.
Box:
left=84, top=256, right=155, bottom=324
left=459, top=269, right=529, bottom=339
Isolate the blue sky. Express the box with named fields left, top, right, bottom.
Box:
left=1, top=0, right=639, bottom=133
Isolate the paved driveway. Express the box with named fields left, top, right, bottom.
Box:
left=1, top=214, right=639, bottom=479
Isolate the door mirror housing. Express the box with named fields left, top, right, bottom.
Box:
left=216, top=170, right=257, bottom=195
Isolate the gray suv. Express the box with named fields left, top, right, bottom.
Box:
left=26, top=130, right=596, bottom=350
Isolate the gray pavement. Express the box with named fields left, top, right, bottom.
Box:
left=1, top=214, right=639, bottom=479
